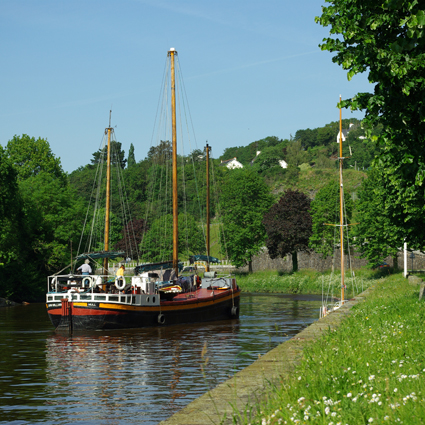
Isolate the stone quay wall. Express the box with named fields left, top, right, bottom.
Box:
left=234, top=248, right=425, bottom=273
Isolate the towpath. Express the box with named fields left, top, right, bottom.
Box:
left=160, top=286, right=374, bottom=425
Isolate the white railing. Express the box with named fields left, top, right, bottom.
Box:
left=110, top=259, right=234, bottom=269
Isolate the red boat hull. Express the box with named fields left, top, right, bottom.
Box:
left=47, top=288, right=240, bottom=331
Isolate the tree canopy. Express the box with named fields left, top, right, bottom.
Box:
left=1, top=136, right=84, bottom=301
left=219, top=169, right=274, bottom=271
left=309, top=181, right=353, bottom=258
left=140, top=213, right=204, bottom=262
left=127, top=143, right=136, bottom=168
left=91, top=140, right=127, bottom=169
left=6, top=134, right=65, bottom=182
left=316, top=0, right=425, bottom=248
left=354, top=169, right=400, bottom=268
left=263, top=190, right=312, bottom=272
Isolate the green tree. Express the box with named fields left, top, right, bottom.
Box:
left=4, top=136, right=84, bottom=301
left=147, top=140, right=172, bottom=165
left=285, top=140, right=309, bottom=167
left=295, top=128, right=318, bottom=149
left=309, top=181, right=353, bottom=258
left=219, top=169, right=274, bottom=272
left=0, top=146, right=25, bottom=300
left=91, top=140, right=127, bottom=169
left=354, top=169, right=400, bottom=268
left=6, top=134, right=65, bottom=182
left=127, top=143, right=136, bottom=168
left=252, top=145, right=286, bottom=172
left=263, top=190, right=312, bottom=272
left=20, top=172, right=85, bottom=272
left=316, top=0, right=425, bottom=248
left=82, top=208, right=123, bottom=254
left=140, top=213, right=204, bottom=262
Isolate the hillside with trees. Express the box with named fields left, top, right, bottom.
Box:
left=0, top=118, right=382, bottom=302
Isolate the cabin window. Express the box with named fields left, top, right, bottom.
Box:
left=131, top=296, right=136, bottom=304
left=55, top=296, right=63, bottom=300
left=47, top=296, right=53, bottom=301
left=109, top=296, right=119, bottom=302
left=120, top=296, right=126, bottom=303
left=80, top=295, right=92, bottom=300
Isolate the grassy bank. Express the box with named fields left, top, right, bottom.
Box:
left=235, top=268, right=385, bottom=297
left=241, top=273, right=425, bottom=424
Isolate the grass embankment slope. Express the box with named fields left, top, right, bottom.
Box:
left=236, top=268, right=378, bottom=298
left=241, top=273, right=425, bottom=424
left=271, top=168, right=366, bottom=199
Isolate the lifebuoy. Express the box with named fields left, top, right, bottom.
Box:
left=82, top=276, right=93, bottom=288
left=115, top=276, right=126, bottom=290
left=158, top=313, right=165, bottom=325
left=51, top=277, right=57, bottom=291
left=231, top=306, right=238, bottom=316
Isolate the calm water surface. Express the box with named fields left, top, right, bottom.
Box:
left=0, top=293, right=322, bottom=424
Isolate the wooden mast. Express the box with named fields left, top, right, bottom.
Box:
left=169, top=48, right=179, bottom=277
left=205, top=142, right=211, bottom=272
left=103, top=111, right=113, bottom=275
left=339, top=96, right=345, bottom=304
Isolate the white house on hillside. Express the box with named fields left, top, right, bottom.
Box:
left=279, top=159, right=288, bottom=169
left=336, top=123, right=354, bottom=143
left=220, top=157, right=243, bottom=169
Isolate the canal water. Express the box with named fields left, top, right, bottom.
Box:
left=0, top=293, right=322, bottom=424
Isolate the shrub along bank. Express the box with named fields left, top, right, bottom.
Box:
left=243, top=273, right=425, bottom=425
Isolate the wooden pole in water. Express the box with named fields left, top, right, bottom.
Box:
left=206, top=142, right=211, bottom=272
left=339, top=96, right=345, bottom=303
left=169, top=48, right=179, bottom=277
left=103, top=111, right=112, bottom=275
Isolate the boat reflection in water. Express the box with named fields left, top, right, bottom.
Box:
left=42, top=294, right=322, bottom=424
left=0, top=294, right=322, bottom=424
left=44, top=320, right=243, bottom=423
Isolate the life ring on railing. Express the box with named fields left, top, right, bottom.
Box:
left=50, top=276, right=57, bottom=291
left=158, top=313, right=165, bottom=325
left=231, top=306, right=238, bottom=316
left=115, top=276, right=126, bottom=290
left=82, top=276, right=94, bottom=288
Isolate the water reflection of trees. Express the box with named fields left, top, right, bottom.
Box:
left=38, top=294, right=321, bottom=423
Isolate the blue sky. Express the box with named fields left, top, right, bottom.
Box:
left=1, top=0, right=372, bottom=173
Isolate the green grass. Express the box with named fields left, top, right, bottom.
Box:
left=234, top=268, right=380, bottom=296
left=273, top=168, right=366, bottom=199
left=240, top=273, right=425, bottom=424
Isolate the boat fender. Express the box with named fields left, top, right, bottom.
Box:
left=231, top=306, right=238, bottom=316
left=95, top=276, right=103, bottom=286
left=115, top=277, right=126, bottom=290
left=158, top=313, right=165, bottom=325
left=82, top=276, right=93, bottom=288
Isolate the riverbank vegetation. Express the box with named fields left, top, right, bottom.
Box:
left=241, top=273, right=425, bottom=424
left=236, top=268, right=386, bottom=297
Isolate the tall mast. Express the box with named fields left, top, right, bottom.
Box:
left=339, top=96, right=345, bottom=303
left=103, top=111, right=113, bottom=275
left=169, top=48, right=179, bottom=277
left=205, top=142, right=211, bottom=272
